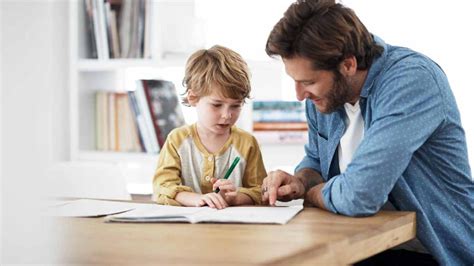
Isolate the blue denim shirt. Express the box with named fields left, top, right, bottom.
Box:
left=295, top=36, right=473, bottom=265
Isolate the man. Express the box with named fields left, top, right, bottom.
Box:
left=261, top=0, right=473, bottom=265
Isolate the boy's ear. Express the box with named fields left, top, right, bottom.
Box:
left=339, top=55, right=357, bottom=77
left=187, top=90, right=199, bottom=106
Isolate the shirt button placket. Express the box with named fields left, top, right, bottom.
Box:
left=203, top=156, right=215, bottom=187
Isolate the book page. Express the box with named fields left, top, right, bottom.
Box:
left=192, top=206, right=303, bottom=225
left=107, top=205, right=210, bottom=222
left=106, top=205, right=303, bottom=224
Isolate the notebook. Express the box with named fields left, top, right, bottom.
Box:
left=106, top=204, right=304, bottom=225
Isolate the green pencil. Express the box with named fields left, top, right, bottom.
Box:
left=214, top=156, right=240, bottom=193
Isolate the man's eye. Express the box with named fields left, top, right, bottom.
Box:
left=302, top=81, right=314, bottom=86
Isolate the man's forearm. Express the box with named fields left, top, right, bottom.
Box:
left=305, top=183, right=328, bottom=210
left=294, top=168, right=324, bottom=191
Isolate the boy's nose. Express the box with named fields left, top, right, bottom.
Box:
left=221, top=110, right=232, bottom=119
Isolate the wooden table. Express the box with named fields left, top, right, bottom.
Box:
left=51, top=205, right=415, bottom=265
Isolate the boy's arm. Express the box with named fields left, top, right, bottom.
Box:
left=238, top=136, right=267, bottom=205
left=175, top=191, right=203, bottom=206
left=226, top=192, right=254, bottom=206
left=153, top=138, right=193, bottom=206
left=176, top=191, right=229, bottom=209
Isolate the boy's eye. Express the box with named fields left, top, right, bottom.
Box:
left=212, top=104, right=222, bottom=107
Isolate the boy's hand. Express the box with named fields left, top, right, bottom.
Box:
left=211, top=177, right=238, bottom=205
left=197, top=192, right=228, bottom=209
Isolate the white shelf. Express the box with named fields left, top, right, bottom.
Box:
left=77, top=151, right=159, bottom=163
left=76, top=57, right=187, bottom=72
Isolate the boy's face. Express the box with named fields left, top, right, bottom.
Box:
left=190, top=91, right=243, bottom=136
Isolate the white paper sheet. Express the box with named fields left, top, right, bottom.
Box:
left=44, top=199, right=151, bottom=217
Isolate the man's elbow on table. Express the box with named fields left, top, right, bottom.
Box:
left=328, top=191, right=385, bottom=217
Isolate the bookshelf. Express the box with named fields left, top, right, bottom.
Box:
left=69, top=0, right=307, bottom=180
left=69, top=0, right=195, bottom=163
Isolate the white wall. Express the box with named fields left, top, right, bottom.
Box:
left=341, top=0, right=474, bottom=167
left=0, top=1, right=3, bottom=261
left=1, top=0, right=68, bottom=263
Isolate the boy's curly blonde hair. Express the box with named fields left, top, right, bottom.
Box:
left=182, top=45, right=251, bottom=105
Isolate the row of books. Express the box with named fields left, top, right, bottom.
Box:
left=252, top=101, right=308, bottom=144
left=84, top=0, right=157, bottom=59
left=96, top=79, right=185, bottom=153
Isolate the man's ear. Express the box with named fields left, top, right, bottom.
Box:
left=187, top=90, right=199, bottom=106
left=339, top=56, right=358, bottom=77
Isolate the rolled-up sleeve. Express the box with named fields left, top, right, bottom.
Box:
left=323, top=65, right=445, bottom=216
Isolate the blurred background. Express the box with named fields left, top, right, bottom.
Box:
left=1, top=0, right=473, bottom=263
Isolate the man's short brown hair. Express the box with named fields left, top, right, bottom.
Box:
left=266, top=0, right=383, bottom=71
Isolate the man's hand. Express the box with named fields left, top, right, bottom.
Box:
left=261, top=170, right=306, bottom=206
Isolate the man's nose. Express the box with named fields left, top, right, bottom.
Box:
left=295, top=83, right=306, bottom=101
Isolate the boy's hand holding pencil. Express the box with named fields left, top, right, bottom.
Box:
left=212, top=156, right=240, bottom=205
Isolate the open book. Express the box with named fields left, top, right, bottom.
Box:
left=106, top=204, right=304, bottom=225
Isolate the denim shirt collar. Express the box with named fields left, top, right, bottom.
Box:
left=360, top=35, right=388, bottom=98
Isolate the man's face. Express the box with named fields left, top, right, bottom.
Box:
left=283, top=56, right=355, bottom=113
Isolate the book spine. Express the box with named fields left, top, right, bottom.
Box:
left=253, top=131, right=308, bottom=144
left=253, top=122, right=308, bottom=131
left=252, top=101, right=306, bottom=123
left=95, top=91, right=109, bottom=150
left=128, top=91, right=150, bottom=153
left=109, top=9, right=121, bottom=58
left=108, top=92, right=117, bottom=151
left=135, top=81, right=160, bottom=153
left=119, top=0, right=132, bottom=58
left=90, top=0, right=104, bottom=59
left=84, top=0, right=98, bottom=58
left=96, top=0, right=110, bottom=59
left=121, top=93, right=143, bottom=152
left=142, top=80, right=165, bottom=148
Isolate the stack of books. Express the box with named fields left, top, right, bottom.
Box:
left=252, top=101, right=308, bottom=144
left=95, top=79, right=185, bottom=153
left=83, top=0, right=158, bottom=59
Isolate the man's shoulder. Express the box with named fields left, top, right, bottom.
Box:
left=383, top=45, right=439, bottom=75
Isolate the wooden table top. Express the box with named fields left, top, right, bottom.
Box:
left=51, top=206, right=416, bottom=265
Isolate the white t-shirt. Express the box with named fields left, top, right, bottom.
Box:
left=337, top=100, right=428, bottom=253
left=338, top=100, right=364, bottom=173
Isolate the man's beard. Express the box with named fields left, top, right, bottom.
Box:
left=320, top=71, right=354, bottom=114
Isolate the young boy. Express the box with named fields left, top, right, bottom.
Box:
left=152, top=45, right=266, bottom=209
